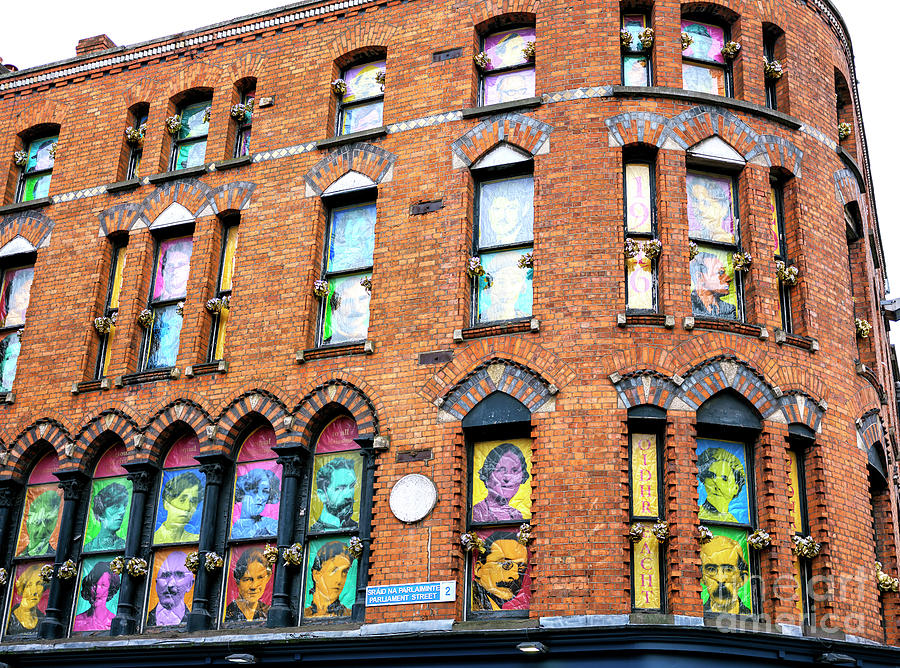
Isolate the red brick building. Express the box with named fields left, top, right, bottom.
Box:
left=0, top=0, right=897, bottom=665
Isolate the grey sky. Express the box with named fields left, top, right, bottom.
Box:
left=1, top=1, right=897, bottom=324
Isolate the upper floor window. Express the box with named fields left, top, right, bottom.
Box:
left=337, top=61, right=385, bottom=136
left=0, top=263, right=34, bottom=392
left=233, top=88, right=255, bottom=158
left=769, top=184, right=792, bottom=332
left=16, top=135, right=57, bottom=202
left=681, top=19, right=730, bottom=97
left=95, top=240, right=127, bottom=378
left=126, top=107, right=148, bottom=180
left=687, top=171, right=743, bottom=321
left=141, top=235, right=193, bottom=370
left=763, top=31, right=779, bottom=111
left=171, top=100, right=211, bottom=171
left=624, top=160, right=658, bottom=311
left=209, top=222, right=238, bottom=361
left=318, top=201, right=375, bottom=346
left=788, top=446, right=814, bottom=626
left=472, top=172, right=534, bottom=324
left=621, top=13, right=652, bottom=86
left=479, top=27, right=535, bottom=106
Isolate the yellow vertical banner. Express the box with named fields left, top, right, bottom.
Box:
left=631, top=434, right=658, bottom=517
left=220, top=226, right=239, bottom=292
left=792, top=558, right=806, bottom=617
left=787, top=450, right=803, bottom=534
left=109, top=246, right=126, bottom=310
left=633, top=528, right=661, bottom=609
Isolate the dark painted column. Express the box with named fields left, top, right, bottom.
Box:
left=267, top=448, right=308, bottom=628
left=111, top=465, right=156, bottom=636
left=185, top=455, right=227, bottom=632
left=352, top=440, right=376, bottom=620
left=39, top=471, right=89, bottom=639
left=0, top=481, right=23, bottom=567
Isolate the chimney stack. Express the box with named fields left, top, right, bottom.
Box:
left=76, top=34, right=116, bottom=56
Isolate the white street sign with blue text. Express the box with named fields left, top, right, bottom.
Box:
left=365, top=581, right=456, bottom=606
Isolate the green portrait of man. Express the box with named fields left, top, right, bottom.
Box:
left=700, top=528, right=752, bottom=615
left=17, top=486, right=62, bottom=558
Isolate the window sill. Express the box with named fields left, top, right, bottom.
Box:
left=211, top=155, right=252, bottom=171
left=115, top=367, right=181, bottom=387
left=106, top=177, right=142, bottom=193
left=460, top=96, right=543, bottom=119
left=185, top=359, right=228, bottom=377
left=453, top=317, right=539, bottom=342
left=610, top=86, right=803, bottom=130
left=71, top=378, right=112, bottom=394
left=317, top=126, right=388, bottom=150
left=0, top=197, right=52, bottom=215
left=773, top=329, right=819, bottom=352
left=296, top=340, right=374, bottom=363
left=684, top=316, right=769, bottom=340
left=147, top=164, right=208, bottom=184
left=618, top=312, right=675, bottom=329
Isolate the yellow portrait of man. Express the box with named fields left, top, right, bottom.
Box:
left=699, top=528, right=752, bottom=615
left=471, top=439, right=532, bottom=523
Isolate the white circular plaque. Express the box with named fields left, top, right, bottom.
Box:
left=389, top=474, right=438, bottom=523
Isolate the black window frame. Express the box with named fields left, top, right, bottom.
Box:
left=233, top=89, right=255, bottom=159
left=621, top=12, right=653, bottom=87
left=623, top=157, right=659, bottom=313
left=335, top=60, right=385, bottom=137
left=94, top=238, right=128, bottom=379
left=0, top=251, right=36, bottom=396
left=680, top=18, right=733, bottom=98
left=788, top=442, right=815, bottom=628
left=763, top=35, right=778, bottom=111
left=478, top=25, right=536, bottom=107
left=207, top=219, right=238, bottom=362
left=169, top=98, right=212, bottom=172
left=771, top=182, right=792, bottom=333
left=15, top=134, right=58, bottom=203
left=126, top=109, right=148, bottom=180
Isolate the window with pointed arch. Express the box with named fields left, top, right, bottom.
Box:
left=219, top=425, right=281, bottom=628
left=140, top=234, right=194, bottom=371
left=2, top=452, right=62, bottom=640
left=145, top=435, right=206, bottom=630
left=301, top=416, right=368, bottom=621
left=70, top=443, right=132, bottom=635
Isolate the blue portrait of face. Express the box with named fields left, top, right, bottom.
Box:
left=147, top=304, right=183, bottom=369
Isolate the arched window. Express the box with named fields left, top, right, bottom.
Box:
left=219, top=426, right=280, bottom=627
left=123, top=103, right=149, bottom=180
left=478, top=26, right=535, bottom=106
left=94, top=237, right=127, bottom=379
left=336, top=60, right=385, bottom=136
left=170, top=96, right=212, bottom=171
left=3, top=452, right=62, bottom=639
left=0, top=243, right=36, bottom=395
left=145, top=434, right=206, bottom=629
left=16, top=132, right=58, bottom=203
left=621, top=4, right=653, bottom=87
left=141, top=232, right=194, bottom=371
left=71, top=443, right=131, bottom=634
left=681, top=17, right=731, bottom=97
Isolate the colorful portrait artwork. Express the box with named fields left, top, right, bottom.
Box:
left=146, top=303, right=183, bottom=370
left=470, top=528, right=531, bottom=613
left=153, top=237, right=193, bottom=301
left=623, top=55, right=650, bottom=87
left=626, top=253, right=654, bottom=311
left=682, top=62, right=726, bottom=96
left=343, top=61, right=386, bottom=103
left=477, top=250, right=533, bottom=323
left=483, top=69, right=536, bottom=106
left=146, top=547, right=196, bottom=627
left=689, top=245, right=738, bottom=320
left=696, top=439, right=749, bottom=525
left=302, top=537, right=358, bottom=619
left=15, top=484, right=63, bottom=558
left=173, top=102, right=210, bottom=170
left=483, top=28, right=535, bottom=70
left=686, top=172, right=736, bottom=244
left=322, top=273, right=371, bottom=345
left=479, top=176, right=534, bottom=248
left=314, top=416, right=360, bottom=455
left=71, top=556, right=122, bottom=634
left=4, top=561, right=53, bottom=638
left=471, top=439, right=532, bottom=524
left=222, top=543, right=275, bottom=626
left=0, top=266, right=34, bottom=328
left=699, top=525, right=753, bottom=615
left=625, top=164, right=652, bottom=234
left=230, top=461, right=281, bottom=540
left=328, top=204, right=376, bottom=273
left=26, top=136, right=57, bottom=173
left=153, top=468, right=206, bottom=545
left=0, top=331, right=21, bottom=392
left=340, top=100, right=383, bottom=135
left=83, top=477, right=133, bottom=553
left=681, top=20, right=726, bottom=65
left=622, top=14, right=648, bottom=54
left=308, top=452, right=363, bottom=534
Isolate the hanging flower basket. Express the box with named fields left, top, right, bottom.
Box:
left=283, top=543, right=304, bottom=567
left=205, top=551, right=224, bottom=572
left=185, top=551, right=200, bottom=574
left=876, top=562, right=900, bottom=593
left=165, top=115, right=183, bottom=136
left=517, top=523, right=533, bottom=545
left=518, top=252, right=534, bottom=269
left=698, top=525, right=714, bottom=545
left=175, top=301, right=185, bottom=316
left=48, top=143, right=58, bottom=160
left=473, top=51, right=492, bottom=70
left=651, top=521, right=669, bottom=542
left=467, top=256, right=486, bottom=278
left=264, top=544, right=279, bottom=568
left=109, top=556, right=126, bottom=575
left=125, top=124, right=146, bottom=147
left=230, top=99, right=254, bottom=122
left=776, top=260, right=799, bottom=286
left=313, top=279, right=329, bottom=298
left=624, top=238, right=662, bottom=260
left=202, top=106, right=212, bottom=124
left=638, top=28, right=654, bottom=50
left=331, top=79, right=347, bottom=96
left=460, top=531, right=485, bottom=553
left=792, top=535, right=821, bottom=559
left=348, top=536, right=365, bottom=560
left=94, top=313, right=117, bottom=334
left=763, top=58, right=784, bottom=80
left=681, top=32, right=694, bottom=50
left=689, top=240, right=699, bottom=260
left=126, top=557, right=149, bottom=578
left=360, top=276, right=372, bottom=294
left=206, top=296, right=231, bottom=314
left=732, top=251, right=753, bottom=272
left=523, top=41, right=536, bottom=60
left=58, top=559, right=78, bottom=580
left=748, top=529, right=771, bottom=550
left=838, top=122, right=852, bottom=141
left=620, top=30, right=634, bottom=48
left=721, top=41, right=742, bottom=59
left=628, top=523, right=645, bottom=543
left=0, top=568, right=7, bottom=586
left=375, top=70, right=386, bottom=90
left=137, top=308, right=154, bottom=329
left=855, top=317, right=872, bottom=338
left=13, top=150, right=28, bottom=168
left=40, top=564, right=55, bottom=582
